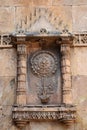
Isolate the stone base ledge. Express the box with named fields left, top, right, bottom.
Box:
left=12, top=104, right=76, bottom=128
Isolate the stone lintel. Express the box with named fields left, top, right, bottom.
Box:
left=11, top=35, right=73, bottom=47
left=0, top=33, right=87, bottom=48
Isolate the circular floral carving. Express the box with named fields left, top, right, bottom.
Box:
left=30, top=50, right=58, bottom=77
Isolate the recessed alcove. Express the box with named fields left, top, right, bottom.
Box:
left=11, top=11, right=76, bottom=128
left=12, top=34, right=76, bottom=128
left=27, top=40, right=61, bottom=105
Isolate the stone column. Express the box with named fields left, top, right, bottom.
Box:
left=16, top=44, right=27, bottom=105
left=61, top=43, right=72, bottom=104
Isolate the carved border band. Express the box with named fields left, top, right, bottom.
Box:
left=13, top=105, right=76, bottom=127
left=0, top=34, right=87, bottom=48
left=73, top=34, right=87, bottom=46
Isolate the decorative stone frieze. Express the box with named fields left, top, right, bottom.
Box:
left=0, top=33, right=87, bottom=48
left=0, top=34, right=12, bottom=47
left=73, top=33, right=87, bottom=46
left=12, top=105, right=76, bottom=127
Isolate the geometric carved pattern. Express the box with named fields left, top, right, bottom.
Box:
left=74, top=34, right=87, bottom=46
left=0, top=34, right=87, bottom=48
left=30, top=50, right=58, bottom=77
left=12, top=105, right=76, bottom=127
left=0, top=35, right=12, bottom=47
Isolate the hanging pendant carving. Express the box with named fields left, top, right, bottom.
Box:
left=30, top=50, right=58, bottom=103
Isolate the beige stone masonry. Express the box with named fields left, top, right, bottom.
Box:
left=72, top=5, right=87, bottom=32
left=0, top=7, right=15, bottom=33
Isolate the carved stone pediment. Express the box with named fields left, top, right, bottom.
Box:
left=28, top=16, right=59, bottom=35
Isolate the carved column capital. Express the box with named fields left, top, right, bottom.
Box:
left=17, top=44, right=27, bottom=55
left=61, top=44, right=70, bottom=57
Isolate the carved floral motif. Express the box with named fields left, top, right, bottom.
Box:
left=30, top=50, right=58, bottom=77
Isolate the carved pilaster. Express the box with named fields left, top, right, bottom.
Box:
left=16, top=44, right=27, bottom=105
left=60, top=43, right=72, bottom=104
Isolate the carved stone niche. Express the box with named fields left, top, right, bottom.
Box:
left=12, top=35, right=76, bottom=128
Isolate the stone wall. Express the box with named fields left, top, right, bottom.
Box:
left=71, top=47, right=87, bottom=130
left=0, top=0, right=87, bottom=33
left=0, top=0, right=87, bottom=130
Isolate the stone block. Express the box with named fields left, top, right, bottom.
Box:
left=18, top=60, right=26, bottom=67
left=15, top=7, right=31, bottom=31
left=61, top=66, right=70, bottom=74
left=52, top=0, right=73, bottom=5
left=72, top=75, right=87, bottom=107
left=65, top=59, right=71, bottom=66
left=61, top=58, right=66, bottom=65
left=0, top=49, right=17, bottom=76
left=72, top=75, right=87, bottom=130
left=49, top=6, right=72, bottom=32
left=0, top=0, right=31, bottom=6
left=18, top=82, right=26, bottom=88
left=63, top=80, right=71, bottom=88
left=0, top=105, right=17, bottom=130
left=73, top=0, right=87, bottom=5
left=72, top=5, right=87, bottom=33
left=62, top=73, right=71, bottom=80
left=32, top=0, right=52, bottom=6
left=18, top=67, right=26, bottom=74
left=71, top=47, right=87, bottom=75
left=29, top=122, right=74, bottom=130
left=63, top=92, right=72, bottom=104
left=18, top=74, right=26, bottom=81
left=0, top=0, right=51, bottom=6
left=17, top=95, right=26, bottom=105
left=66, top=66, right=71, bottom=73
left=1, top=76, right=16, bottom=106
left=61, top=67, right=66, bottom=73
left=0, top=7, right=15, bottom=33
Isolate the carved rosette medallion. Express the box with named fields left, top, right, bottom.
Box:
left=31, top=50, right=58, bottom=77
left=30, top=50, right=58, bottom=103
